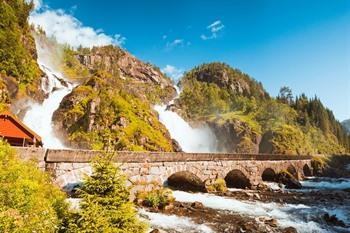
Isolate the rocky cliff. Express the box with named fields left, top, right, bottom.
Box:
left=52, top=45, right=177, bottom=151
left=74, top=46, right=176, bottom=104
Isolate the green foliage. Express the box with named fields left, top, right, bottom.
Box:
left=269, top=124, right=313, bottom=155
left=63, top=72, right=173, bottom=152
left=293, top=94, right=350, bottom=152
left=68, top=153, right=147, bottom=233
left=137, top=188, right=174, bottom=209
left=0, top=140, right=68, bottom=232
left=0, top=0, right=41, bottom=86
left=207, top=178, right=227, bottom=192
left=177, top=63, right=349, bottom=154
left=62, top=46, right=90, bottom=81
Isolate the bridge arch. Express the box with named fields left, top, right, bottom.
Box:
left=303, top=164, right=312, bottom=177
left=261, top=168, right=277, bottom=182
left=225, top=169, right=251, bottom=189
left=167, top=171, right=206, bottom=192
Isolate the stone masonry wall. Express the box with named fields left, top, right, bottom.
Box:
left=15, top=147, right=312, bottom=195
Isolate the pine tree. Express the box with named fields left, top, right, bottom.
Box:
left=277, top=86, right=294, bottom=105
left=68, top=153, right=147, bottom=233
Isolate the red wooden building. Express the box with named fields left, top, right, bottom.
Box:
left=0, top=111, right=43, bottom=147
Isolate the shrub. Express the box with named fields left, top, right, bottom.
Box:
left=137, top=188, right=175, bottom=209
left=0, top=140, right=68, bottom=232
left=207, top=178, right=227, bottom=192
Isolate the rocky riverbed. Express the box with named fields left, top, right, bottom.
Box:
left=140, top=178, right=350, bottom=233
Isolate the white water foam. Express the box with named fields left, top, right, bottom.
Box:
left=139, top=208, right=213, bottom=233
left=154, top=105, right=218, bottom=153
left=22, top=36, right=74, bottom=149
left=300, top=177, right=350, bottom=190
left=23, top=63, right=73, bottom=149
left=172, top=190, right=348, bottom=233
left=264, top=182, right=285, bottom=191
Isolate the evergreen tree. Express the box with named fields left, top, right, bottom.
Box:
left=277, top=86, right=293, bottom=105
left=68, top=153, right=147, bottom=233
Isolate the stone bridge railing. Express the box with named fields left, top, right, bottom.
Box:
left=14, top=147, right=313, bottom=194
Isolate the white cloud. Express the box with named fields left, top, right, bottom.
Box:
left=161, top=65, right=184, bottom=81
left=167, top=39, right=184, bottom=47
left=29, top=8, right=125, bottom=48
left=201, top=20, right=225, bottom=40
left=165, top=39, right=185, bottom=50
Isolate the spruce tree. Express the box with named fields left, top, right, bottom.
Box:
left=69, top=153, right=147, bottom=233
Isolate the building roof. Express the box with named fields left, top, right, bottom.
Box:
left=0, top=110, right=42, bottom=145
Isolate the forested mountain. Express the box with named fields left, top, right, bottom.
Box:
left=175, top=63, right=350, bottom=155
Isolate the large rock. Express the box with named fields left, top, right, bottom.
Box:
left=207, top=116, right=261, bottom=153
left=277, top=171, right=302, bottom=189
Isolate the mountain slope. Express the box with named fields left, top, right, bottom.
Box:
left=0, top=0, right=44, bottom=109
left=175, top=62, right=349, bottom=155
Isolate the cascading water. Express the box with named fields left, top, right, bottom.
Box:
left=154, top=87, right=219, bottom=153
left=23, top=40, right=74, bottom=149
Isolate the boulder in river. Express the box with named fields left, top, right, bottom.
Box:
left=323, top=213, right=346, bottom=227
left=277, top=171, right=302, bottom=189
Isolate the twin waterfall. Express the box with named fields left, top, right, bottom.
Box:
left=22, top=39, right=218, bottom=151
left=23, top=41, right=74, bottom=149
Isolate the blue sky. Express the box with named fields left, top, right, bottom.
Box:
left=33, top=0, right=350, bottom=121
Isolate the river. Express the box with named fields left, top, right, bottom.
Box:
left=140, top=177, right=350, bottom=233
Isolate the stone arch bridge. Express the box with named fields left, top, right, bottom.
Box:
left=15, top=148, right=312, bottom=193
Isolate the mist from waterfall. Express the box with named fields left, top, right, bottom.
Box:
left=23, top=37, right=74, bottom=149
left=154, top=87, right=219, bottom=153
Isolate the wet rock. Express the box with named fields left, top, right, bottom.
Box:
left=253, top=193, right=261, bottom=200
left=264, top=218, right=277, bottom=227
left=282, top=227, right=298, bottom=233
left=171, top=139, right=183, bottom=152
left=150, top=229, right=167, bottom=233
left=277, top=172, right=302, bottom=189
left=323, top=213, right=346, bottom=227
left=163, top=203, right=174, bottom=211
left=256, top=183, right=272, bottom=191
left=191, top=201, right=204, bottom=209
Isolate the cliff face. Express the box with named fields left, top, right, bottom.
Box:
left=75, top=46, right=176, bottom=104
left=52, top=45, right=177, bottom=151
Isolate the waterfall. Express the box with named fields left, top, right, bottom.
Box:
left=23, top=40, right=74, bottom=149
left=154, top=87, right=219, bottom=153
